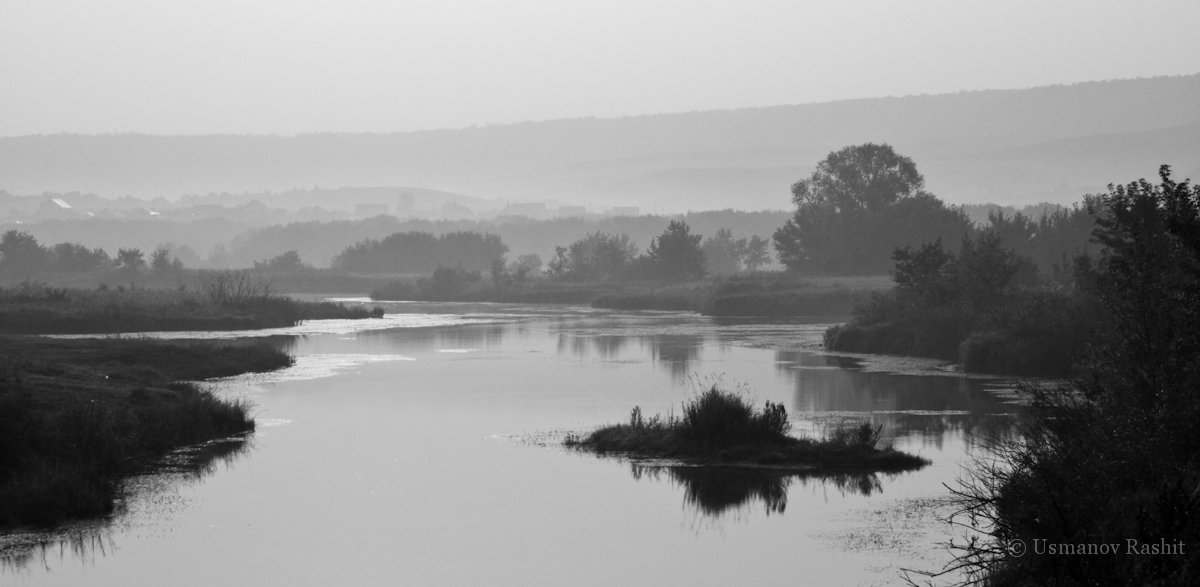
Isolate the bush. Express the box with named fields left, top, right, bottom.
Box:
left=679, top=387, right=791, bottom=446
left=826, top=422, right=882, bottom=449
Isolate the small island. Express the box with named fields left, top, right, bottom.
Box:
left=566, top=387, right=928, bottom=473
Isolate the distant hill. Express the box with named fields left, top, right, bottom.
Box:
left=2, top=74, right=1198, bottom=209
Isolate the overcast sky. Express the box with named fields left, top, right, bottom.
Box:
left=2, top=0, right=1198, bottom=137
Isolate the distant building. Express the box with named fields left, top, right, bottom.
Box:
left=35, top=197, right=81, bottom=219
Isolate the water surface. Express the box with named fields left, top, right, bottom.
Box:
left=5, top=302, right=1019, bottom=586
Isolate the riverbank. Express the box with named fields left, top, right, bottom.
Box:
left=0, top=281, right=384, bottom=334
left=0, top=336, right=292, bottom=529
left=823, top=288, right=1095, bottom=377
left=566, top=387, right=928, bottom=473
left=371, top=271, right=889, bottom=316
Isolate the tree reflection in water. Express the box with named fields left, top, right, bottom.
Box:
left=629, top=462, right=886, bottom=517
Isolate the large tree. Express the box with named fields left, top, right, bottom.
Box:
left=790, top=142, right=924, bottom=213
left=646, top=221, right=705, bottom=281
left=774, top=143, right=970, bottom=274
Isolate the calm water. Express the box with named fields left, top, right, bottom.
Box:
left=4, top=302, right=1020, bottom=586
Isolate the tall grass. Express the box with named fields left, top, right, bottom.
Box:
left=0, top=337, right=286, bottom=529
left=0, top=381, right=254, bottom=528
left=567, top=385, right=927, bottom=473
left=0, top=279, right=382, bottom=334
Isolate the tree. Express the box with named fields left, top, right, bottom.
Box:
left=700, top=228, right=748, bottom=275
left=150, top=245, right=174, bottom=273
left=551, top=232, right=638, bottom=281
left=1082, top=165, right=1200, bottom=411
left=254, top=250, right=305, bottom=273
left=508, top=253, right=542, bottom=281
left=646, top=221, right=705, bottom=281
left=891, top=238, right=954, bottom=305
left=947, top=167, right=1200, bottom=585
left=115, top=248, right=145, bottom=273
left=789, top=142, right=924, bottom=214
left=332, top=231, right=507, bottom=274
left=49, top=242, right=109, bottom=272
left=743, top=235, right=770, bottom=271
left=774, top=144, right=970, bottom=274
left=0, top=230, right=47, bottom=275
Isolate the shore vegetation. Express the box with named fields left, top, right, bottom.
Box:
left=0, top=337, right=292, bottom=529
left=566, top=386, right=927, bottom=473
left=0, top=274, right=383, bottom=335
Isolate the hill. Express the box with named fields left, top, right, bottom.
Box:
left=1, top=74, right=1198, bottom=209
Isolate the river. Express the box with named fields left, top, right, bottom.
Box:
left=3, top=301, right=1020, bottom=586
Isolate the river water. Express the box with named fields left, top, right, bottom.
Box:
left=3, top=301, right=1020, bottom=586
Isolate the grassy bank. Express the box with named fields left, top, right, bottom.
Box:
left=0, top=337, right=291, bottom=529
left=566, top=387, right=927, bottom=472
left=703, top=274, right=888, bottom=316
left=372, top=269, right=889, bottom=317
left=0, top=280, right=383, bottom=335
left=371, top=273, right=610, bottom=304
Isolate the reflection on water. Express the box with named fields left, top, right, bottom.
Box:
left=630, top=463, right=890, bottom=517
left=0, top=437, right=251, bottom=572
left=0, top=529, right=116, bottom=574
left=6, top=306, right=1027, bottom=586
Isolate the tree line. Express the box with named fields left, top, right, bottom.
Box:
left=0, top=231, right=186, bottom=278
left=772, top=143, right=1096, bottom=280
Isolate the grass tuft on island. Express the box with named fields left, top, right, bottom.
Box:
left=565, top=387, right=927, bottom=472
left=0, top=337, right=292, bottom=530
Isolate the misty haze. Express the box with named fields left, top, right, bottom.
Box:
left=3, top=2, right=1200, bottom=586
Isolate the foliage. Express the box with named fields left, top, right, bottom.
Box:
left=332, top=230, right=508, bottom=274
left=49, top=241, right=111, bottom=273
left=700, top=228, right=748, bottom=275
left=253, top=249, right=307, bottom=273
left=645, top=220, right=706, bottom=281
left=115, top=247, right=145, bottom=273
left=509, top=253, right=543, bottom=281
left=201, top=270, right=274, bottom=304
left=0, top=230, right=49, bottom=275
left=826, top=422, right=883, bottom=450
left=983, top=203, right=1099, bottom=283
left=679, top=387, right=790, bottom=446
left=828, top=228, right=1093, bottom=375
left=546, top=232, right=638, bottom=281
left=743, top=235, right=771, bottom=271
left=774, top=145, right=972, bottom=274
left=945, top=166, right=1200, bottom=585
left=566, top=385, right=927, bottom=472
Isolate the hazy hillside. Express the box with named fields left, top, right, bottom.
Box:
left=2, top=74, right=1198, bottom=209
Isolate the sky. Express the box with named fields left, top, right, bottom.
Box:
left=2, top=0, right=1199, bottom=137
